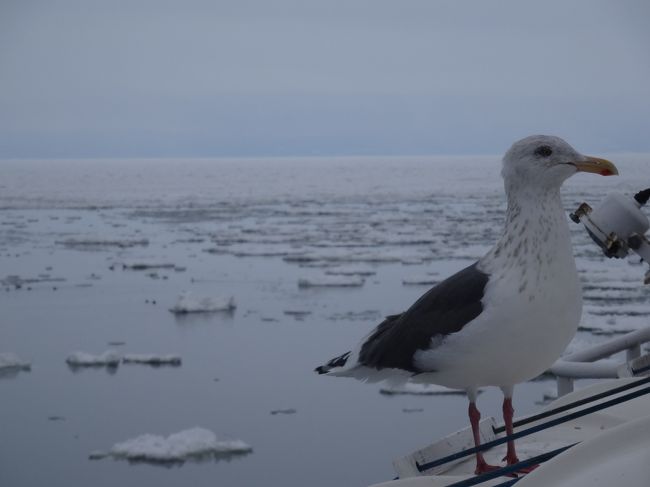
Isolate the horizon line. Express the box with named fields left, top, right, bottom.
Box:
left=2, top=150, right=646, bottom=163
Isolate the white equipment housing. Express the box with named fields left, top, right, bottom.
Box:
left=571, top=191, right=650, bottom=284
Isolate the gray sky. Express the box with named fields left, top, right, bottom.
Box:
left=1, top=0, right=649, bottom=158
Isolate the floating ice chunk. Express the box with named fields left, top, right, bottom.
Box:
left=402, top=275, right=439, bottom=286
left=325, top=265, right=377, bottom=276
left=448, top=244, right=491, bottom=260
left=88, top=450, right=109, bottom=460
left=66, top=350, right=121, bottom=367
left=121, top=261, right=177, bottom=270
left=122, top=354, right=182, bottom=366
left=227, top=245, right=303, bottom=258
left=287, top=248, right=430, bottom=265
left=0, top=352, right=31, bottom=370
left=327, top=310, right=381, bottom=322
left=298, top=275, right=364, bottom=288
left=101, top=427, right=252, bottom=463
left=379, top=382, right=471, bottom=396
left=169, top=292, right=236, bottom=314
left=58, top=238, right=149, bottom=249
left=2, top=274, right=66, bottom=287
left=283, top=310, right=312, bottom=319
left=270, top=408, right=297, bottom=415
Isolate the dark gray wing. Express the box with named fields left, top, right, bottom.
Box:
left=358, top=262, right=489, bottom=372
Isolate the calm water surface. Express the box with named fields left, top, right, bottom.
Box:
left=1, top=155, right=648, bottom=487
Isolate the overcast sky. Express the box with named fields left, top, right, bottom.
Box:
left=1, top=0, right=649, bottom=158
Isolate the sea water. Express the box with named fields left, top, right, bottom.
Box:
left=1, top=155, right=648, bottom=487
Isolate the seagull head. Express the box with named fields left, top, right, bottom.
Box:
left=502, top=135, right=618, bottom=192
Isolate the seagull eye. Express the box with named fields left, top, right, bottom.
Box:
left=534, top=145, right=553, bottom=157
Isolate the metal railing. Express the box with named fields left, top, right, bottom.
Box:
left=549, top=326, right=650, bottom=396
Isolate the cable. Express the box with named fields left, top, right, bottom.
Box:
left=416, top=383, right=650, bottom=473
left=443, top=444, right=576, bottom=487
left=493, top=374, right=650, bottom=434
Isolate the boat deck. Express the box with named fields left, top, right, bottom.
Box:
left=371, top=377, right=650, bottom=487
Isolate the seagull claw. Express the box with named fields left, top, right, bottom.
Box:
left=474, top=460, right=501, bottom=476
left=503, top=454, right=539, bottom=474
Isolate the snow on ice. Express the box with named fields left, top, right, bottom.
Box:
left=324, top=265, right=377, bottom=276
left=92, top=427, right=252, bottom=463
left=298, top=275, right=364, bottom=288
left=66, top=350, right=121, bottom=367
left=0, top=352, right=31, bottom=370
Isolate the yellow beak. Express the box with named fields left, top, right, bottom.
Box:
left=573, top=156, right=619, bottom=176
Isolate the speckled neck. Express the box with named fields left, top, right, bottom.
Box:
left=480, top=185, right=574, bottom=278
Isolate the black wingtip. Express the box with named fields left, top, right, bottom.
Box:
left=315, top=351, right=351, bottom=375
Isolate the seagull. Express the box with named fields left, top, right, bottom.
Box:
left=315, top=135, right=618, bottom=475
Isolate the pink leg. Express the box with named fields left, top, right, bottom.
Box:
left=502, top=397, right=519, bottom=465
left=502, top=396, right=537, bottom=473
left=468, top=402, right=500, bottom=475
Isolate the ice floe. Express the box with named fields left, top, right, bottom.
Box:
left=92, top=427, right=252, bottom=463
left=286, top=248, right=433, bottom=265
left=2, top=274, right=66, bottom=288
left=57, top=237, right=149, bottom=249
left=327, top=310, right=381, bottom=322
left=169, top=292, right=236, bottom=314
left=66, top=350, right=121, bottom=367
left=0, top=352, right=31, bottom=370
left=206, top=244, right=303, bottom=258
left=379, top=382, right=471, bottom=396
left=122, top=354, right=182, bottom=366
left=324, top=265, right=377, bottom=276
left=270, top=408, right=297, bottom=415
left=401, top=275, right=439, bottom=286
left=298, top=275, right=364, bottom=288
left=283, top=310, right=312, bottom=319
left=120, top=261, right=177, bottom=271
